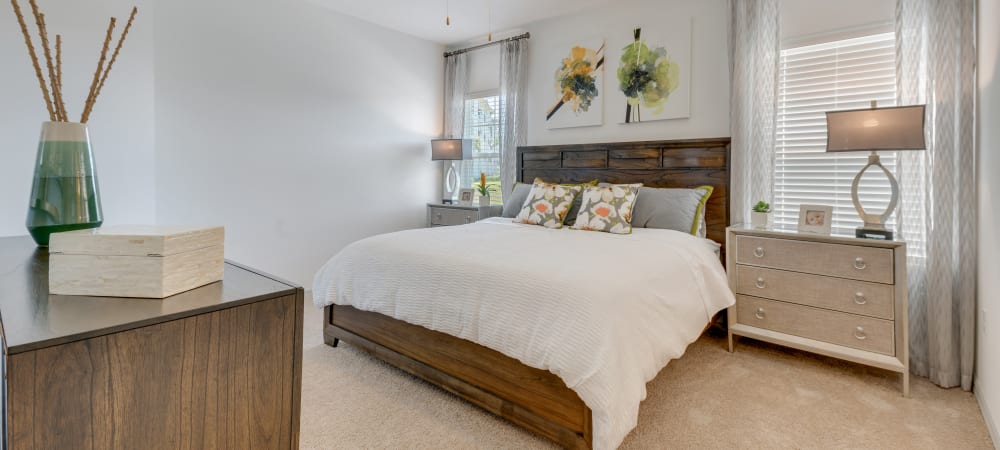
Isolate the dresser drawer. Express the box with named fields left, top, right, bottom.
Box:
left=735, top=265, right=894, bottom=319
left=736, top=236, right=894, bottom=283
left=429, top=207, right=477, bottom=226
left=736, top=295, right=895, bottom=355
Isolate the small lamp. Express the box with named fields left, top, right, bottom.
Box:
left=825, top=102, right=926, bottom=240
left=432, top=138, right=471, bottom=204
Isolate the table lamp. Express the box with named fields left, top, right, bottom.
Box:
left=432, top=139, right=471, bottom=204
left=825, top=102, right=925, bottom=240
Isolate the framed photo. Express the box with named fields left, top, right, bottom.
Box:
left=797, top=204, right=833, bottom=234
left=458, top=188, right=475, bottom=206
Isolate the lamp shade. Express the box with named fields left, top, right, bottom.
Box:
left=826, top=105, right=926, bottom=152
left=431, top=139, right=472, bottom=160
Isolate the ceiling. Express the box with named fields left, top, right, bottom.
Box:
left=308, top=0, right=614, bottom=45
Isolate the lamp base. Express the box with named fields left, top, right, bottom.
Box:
left=855, top=227, right=894, bottom=240
left=441, top=199, right=454, bottom=205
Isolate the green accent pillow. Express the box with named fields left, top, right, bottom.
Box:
left=513, top=179, right=583, bottom=228
left=630, top=186, right=714, bottom=236
left=571, top=183, right=643, bottom=234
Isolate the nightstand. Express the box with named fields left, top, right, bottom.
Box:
left=426, top=203, right=503, bottom=227
left=726, top=224, right=909, bottom=396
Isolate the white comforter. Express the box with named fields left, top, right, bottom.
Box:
left=312, top=218, right=735, bottom=450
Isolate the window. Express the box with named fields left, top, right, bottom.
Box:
left=461, top=93, right=504, bottom=205
left=774, top=32, right=897, bottom=236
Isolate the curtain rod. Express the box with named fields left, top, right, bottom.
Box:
left=443, top=32, right=530, bottom=57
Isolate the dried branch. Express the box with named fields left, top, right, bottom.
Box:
left=81, top=17, right=116, bottom=123
left=30, top=5, right=65, bottom=121
left=10, top=0, right=55, bottom=121
left=56, top=34, right=64, bottom=120
left=86, top=6, right=137, bottom=123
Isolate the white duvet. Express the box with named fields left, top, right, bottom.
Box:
left=313, top=218, right=735, bottom=450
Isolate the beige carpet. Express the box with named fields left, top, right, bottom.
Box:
left=299, top=301, right=994, bottom=449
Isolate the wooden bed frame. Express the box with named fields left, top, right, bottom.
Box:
left=324, top=137, right=731, bottom=449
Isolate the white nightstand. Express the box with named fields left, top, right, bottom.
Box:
left=426, top=203, right=503, bottom=227
left=726, top=224, right=909, bottom=396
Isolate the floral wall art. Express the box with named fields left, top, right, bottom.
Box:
left=545, top=38, right=605, bottom=129
left=612, top=19, right=691, bottom=124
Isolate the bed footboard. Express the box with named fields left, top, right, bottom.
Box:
left=323, top=304, right=593, bottom=449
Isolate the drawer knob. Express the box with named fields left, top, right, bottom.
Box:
left=854, top=257, right=867, bottom=270
left=753, top=247, right=765, bottom=258
left=754, top=307, right=766, bottom=320
left=854, top=292, right=867, bottom=305
left=854, top=326, right=867, bottom=340
left=465, top=216, right=473, bottom=223
left=436, top=213, right=442, bottom=219
left=754, top=277, right=766, bottom=289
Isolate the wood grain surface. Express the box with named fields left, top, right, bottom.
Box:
left=8, top=294, right=300, bottom=450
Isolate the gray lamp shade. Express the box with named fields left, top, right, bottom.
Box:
left=431, top=139, right=472, bottom=160
left=826, top=105, right=926, bottom=152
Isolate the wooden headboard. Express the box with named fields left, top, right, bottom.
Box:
left=517, top=137, right=731, bottom=249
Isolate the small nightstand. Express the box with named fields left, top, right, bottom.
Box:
left=426, top=203, right=503, bottom=227
left=726, top=224, right=909, bottom=396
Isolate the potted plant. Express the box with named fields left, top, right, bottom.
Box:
left=751, top=201, right=771, bottom=228
left=475, top=172, right=497, bottom=207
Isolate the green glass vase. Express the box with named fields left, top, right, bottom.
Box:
left=25, top=122, right=103, bottom=246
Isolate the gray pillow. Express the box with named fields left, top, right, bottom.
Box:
left=502, top=183, right=532, bottom=218
left=631, top=186, right=714, bottom=236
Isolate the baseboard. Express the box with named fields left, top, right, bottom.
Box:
left=976, top=378, right=1000, bottom=449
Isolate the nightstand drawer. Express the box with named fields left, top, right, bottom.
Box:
left=735, top=265, right=894, bottom=319
left=736, top=236, right=894, bottom=283
left=429, top=207, right=477, bottom=226
left=736, top=295, right=895, bottom=355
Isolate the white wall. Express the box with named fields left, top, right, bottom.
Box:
left=977, top=0, right=1000, bottom=443
left=153, top=0, right=443, bottom=285
left=780, top=0, right=894, bottom=45
left=524, top=0, right=730, bottom=145
left=0, top=0, right=156, bottom=236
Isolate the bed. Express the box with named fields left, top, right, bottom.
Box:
left=314, top=138, right=733, bottom=449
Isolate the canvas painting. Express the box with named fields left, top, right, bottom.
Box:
left=610, top=18, right=691, bottom=124
left=545, top=38, right=606, bottom=129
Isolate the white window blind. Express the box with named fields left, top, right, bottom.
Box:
left=461, top=94, right=504, bottom=205
left=775, top=32, right=897, bottom=236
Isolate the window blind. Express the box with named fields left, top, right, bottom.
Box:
left=775, top=32, right=897, bottom=236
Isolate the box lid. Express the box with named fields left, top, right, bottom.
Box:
left=49, top=225, right=224, bottom=257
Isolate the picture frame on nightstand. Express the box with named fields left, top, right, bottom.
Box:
left=458, top=188, right=475, bottom=206
left=797, top=204, right=833, bottom=235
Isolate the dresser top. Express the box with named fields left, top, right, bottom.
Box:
left=0, top=236, right=299, bottom=354
left=427, top=203, right=498, bottom=210
left=728, top=224, right=906, bottom=249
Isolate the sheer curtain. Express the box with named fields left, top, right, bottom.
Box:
left=896, top=0, right=977, bottom=390
left=442, top=53, right=468, bottom=201
left=443, top=53, right=468, bottom=138
left=729, top=0, right=780, bottom=224
left=499, top=39, right=528, bottom=194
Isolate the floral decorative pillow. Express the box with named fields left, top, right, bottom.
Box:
left=513, top=179, right=583, bottom=228
left=572, top=183, right=643, bottom=234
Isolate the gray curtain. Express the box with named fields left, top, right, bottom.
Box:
left=896, top=0, right=977, bottom=390
left=499, top=39, right=528, bottom=195
left=443, top=53, right=468, bottom=139
left=728, top=0, right=780, bottom=224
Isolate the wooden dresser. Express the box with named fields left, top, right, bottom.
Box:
left=0, top=236, right=303, bottom=449
left=426, top=203, right=503, bottom=227
left=725, top=225, right=909, bottom=396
